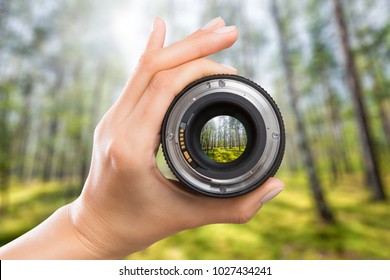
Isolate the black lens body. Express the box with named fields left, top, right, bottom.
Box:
left=162, top=74, right=285, bottom=198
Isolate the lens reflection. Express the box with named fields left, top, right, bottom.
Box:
left=200, top=115, right=247, bottom=163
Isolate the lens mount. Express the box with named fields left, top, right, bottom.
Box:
left=162, top=74, right=285, bottom=197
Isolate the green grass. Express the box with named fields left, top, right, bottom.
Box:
left=205, top=147, right=245, bottom=162
left=0, top=180, right=79, bottom=246
left=0, top=172, right=389, bottom=259
left=127, top=171, right=390, bottom=260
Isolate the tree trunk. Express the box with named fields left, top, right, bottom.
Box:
left=321, top=72, right=352, bottom=175
left=0, top=87, right=11, bottom=216
left=331, top=0, right=386, bottom=201
left=0, top=0, right=10, bottom=31
left=42, top=119, right=59, bottom=181
left=271, top=0, right=335, bottom=223
left=367, top=58, right=390, bottom=150
left=42, top=64, right=64, bottom=182
left=14, top=76, right=34, bottom=180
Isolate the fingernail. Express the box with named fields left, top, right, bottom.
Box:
left=260, top=188, right=284, bottom=204
left=201, top=16, right=222, bottom=30
left=214, top=25, right=236, bottom=34
left=221, top=64, right=237, bottom=72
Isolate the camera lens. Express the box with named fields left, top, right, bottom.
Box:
left=161, top=74, right=285, bottom=198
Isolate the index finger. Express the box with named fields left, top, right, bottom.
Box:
left=116, top=20, right=238, bottom=117
left=143, top=26, right=238, bottom=73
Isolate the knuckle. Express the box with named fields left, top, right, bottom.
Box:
left=198, top=44, right=209, bottom=58
left=103, top=137, right=143, bottom=173
left=92, top=118, right=151, bottom=174
left=231, top=204, right=255, bottom=224
left=150, top=70, right=175, bottom=92
left=105, top=140, right=125, bottom=166
left=193, top=40, right=210, bottom=59
left=137, top=52, right=158, bottom=74
left=93, top=121, right=110, bottom=147
left=93, top=122, right=104, bottom=141
left=235, top=213, right=253, bottom=224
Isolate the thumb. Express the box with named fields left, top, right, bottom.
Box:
left=194, top=177, right=285, bottom=225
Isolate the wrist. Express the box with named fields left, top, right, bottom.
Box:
left=67, top=197, right=122, bottom=259
left=68, top=193, right=156, bottom=259
left=0, top=202, right=103, bottom=259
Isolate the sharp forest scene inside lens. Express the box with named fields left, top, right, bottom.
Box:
left=200, top=115, right=247, bottom=163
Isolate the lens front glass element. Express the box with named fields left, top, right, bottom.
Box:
left=200, top=115, right=247, bottom=163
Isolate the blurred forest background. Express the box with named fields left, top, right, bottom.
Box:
left=0, top=0, right=389, bottom=259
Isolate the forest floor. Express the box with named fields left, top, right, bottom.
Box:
left=204, top=147, right=245, bottom=162
left=0, top=172, right=389, bottom=259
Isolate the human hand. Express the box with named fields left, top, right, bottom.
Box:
left=69, top=17, right=285, bottom=259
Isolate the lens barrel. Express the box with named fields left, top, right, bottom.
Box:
left=161, top=74, right=285, bottom=198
